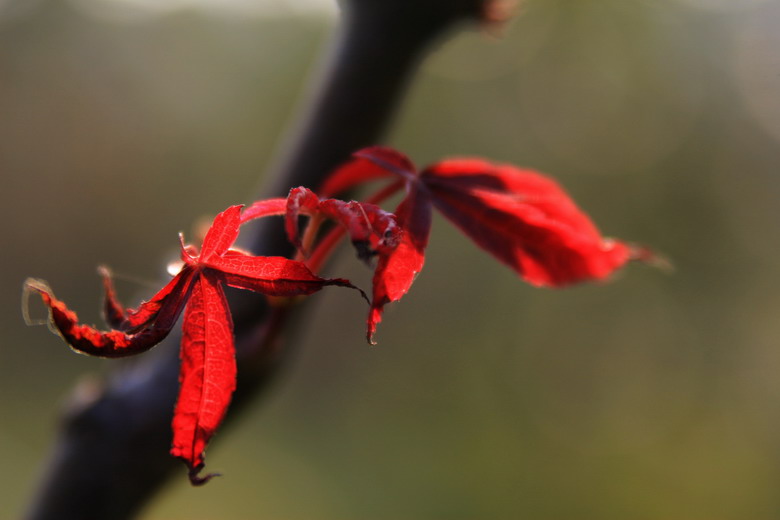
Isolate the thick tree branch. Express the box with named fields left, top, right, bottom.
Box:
left=24, top=1, right=489, bottom=519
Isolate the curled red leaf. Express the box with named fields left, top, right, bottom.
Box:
left=24, top=270, right=194, bottom=358
left=27, top=203, right=366, bottom=484
left=100, top=266, right=193, bottom=333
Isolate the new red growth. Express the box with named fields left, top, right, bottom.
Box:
left=321, top=147, right=648, bottom=342
left=24, top=146, right=650, bottom=484
left=26, top=205, right=362, bottom=484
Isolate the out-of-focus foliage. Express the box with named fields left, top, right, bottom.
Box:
left=2, top=0, right=780, bottom=518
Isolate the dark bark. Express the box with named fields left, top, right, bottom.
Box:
left=24, top=1, right=488, bottom=518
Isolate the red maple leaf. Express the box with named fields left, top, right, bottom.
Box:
left=25, top=204, right=361, bottom=484
left=24, top=147, right=655, bottom=486
left=321, top=146, right=649, bottom=343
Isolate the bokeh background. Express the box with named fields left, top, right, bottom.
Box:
left=3, top=0, right=780, bottom=518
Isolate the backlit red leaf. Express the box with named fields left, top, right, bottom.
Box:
left=367, top=184, right=432, bottom=343
left=28, top=202, right=367, bottom=483
left=208, top=251, right=362, bottom=298
left=199, top=205, right=242, bottom=261
left=318, top=146, right=416, bottom=197
left=26, top=145, right=650, bottom=486
left=240, top=198, right=287, bottom=223
left=328, top=149, right=645, bottom=341
left=421, top=160, right=631, bottom=286
left=171, top=270, right=236, bottom=485
left=24, top=270, right=194, bottom=358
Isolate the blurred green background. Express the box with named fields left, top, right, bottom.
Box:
left=3, top=0, right=780, bottom=518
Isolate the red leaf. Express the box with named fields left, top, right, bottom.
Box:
left=421, top=160, right=631, bottom=286
left=24, top=270, right=194, bottom=358
left=323, top=150, right=645, bottom=341
left=240, top=198, right=287, bottom=223
left=209, top=251, right=362, bottom=297
left=168, top=206, right=364, bottom=479
left=199, top=205, right=242, bottom=261
left=27, top=149, right=648, bottom=482
left=318, top=146, right=416, bottom=197
left=171, top=270, right=235, bottom=486
left=27, top=202, right=366, bottom=483
left=367, top=184, right=432, bottom=343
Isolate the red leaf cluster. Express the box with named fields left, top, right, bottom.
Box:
left=25, top=146, right=650, bottom=484
left=322, top=147, right=645, bottom=342
left=26, top=205, right=360, bottom=484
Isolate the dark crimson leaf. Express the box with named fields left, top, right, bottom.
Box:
left=318, top=146, right=416, bottom=197
left=421, top=159, right=632, bottom=286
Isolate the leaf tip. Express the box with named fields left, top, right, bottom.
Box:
left=23, top=277, right=51, bottom=295
left=353, top=146, right=417, bottom=180
left=365, top=305, right=384, bottom=346
left=188, top=464, right=221, bottom=487
left=22, top=278, right=53, bottom=326
left=629, top=244, right=674, bottom=273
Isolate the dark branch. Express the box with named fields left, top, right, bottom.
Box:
left=24, top=1, right=489, bottom=519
